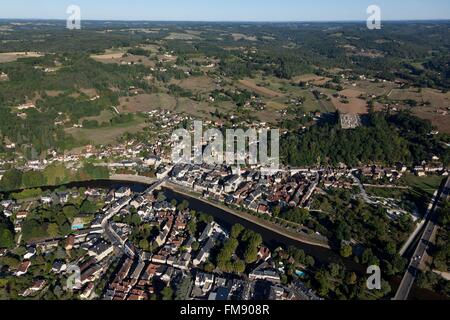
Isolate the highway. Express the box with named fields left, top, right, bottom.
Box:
left=399, top=191, right=438, bottom=256
left=394, top=176, right=450, bottom=300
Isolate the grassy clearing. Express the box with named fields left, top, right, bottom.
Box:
left=79, top=109, right=115, bottom=124
left=401, top=174, right=445, bottom=198
left=0, top=52, right=43, bottom=63
left=238, top=78, right=283, bottom=98
left=66, top=115, right=147, bottom=145
left=172, top=76, right=216, bottom=94
left=366, top=187, right=409, bottom=198
left=118, top=93, right=177, bottom=113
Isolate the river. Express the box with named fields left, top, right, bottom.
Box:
left=2, top=179, right=445, bottom=300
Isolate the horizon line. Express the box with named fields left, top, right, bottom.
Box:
left=1, top=17, right=450, bottom=23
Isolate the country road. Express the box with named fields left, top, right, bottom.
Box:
left=394, top=176, right=450, bottom=300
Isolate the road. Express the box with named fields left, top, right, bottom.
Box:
left=101, top=179, right=166, bottom=256
left=394, top=176, right=450, bottom=300
left=399, top=191, right=438, bottom=256
left=351, top=173, right=374, bottom=205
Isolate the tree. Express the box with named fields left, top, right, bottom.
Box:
left=177, top=200, right=190, bottom=211
left=22, top=170, right=46, bottom=188
left=0, top=169, right=23, bottom=191
left=244, top=246, right=258, bottom=264
left=233, top=260, right=246, bottom=273
left=80, top=199, right=96, bottom=214
left=62, top=205, right=78, bottom=221
left=362, top=248, right=378, bottom=265
left=0, top=229, right=14, bottom=249
left=340, top=244, right=353, bottom=258
left=191, top=241, right=200, bottom=252
left=273, top=206, right=281, bottom=217
left=161, top=287, right=173, bottom=300
left=47, top=223, right=60, bottom=238
left=131, top=214, right=141, bottom=226
left=157, top=192, right=166, bottom=202
left=305, top=256, right=315, bottom=267
left=204, top=262, right=215, bottom=273
left=346, top=272, right=358, bottom=285
left=231, top=224, right=245, bottom=239
left=175, top=276, right=192, bottom=300
left=139, top=239, right=150, bottom=251
left=187, top=220, right=197, bottom=237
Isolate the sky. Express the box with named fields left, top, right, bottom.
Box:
left=1, top=0, right=449, bottom=21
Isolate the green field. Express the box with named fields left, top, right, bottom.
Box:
left=366, top=187, right=408, bottom=199
left=401, top=174, right=445, bottom=198
left=66, top=115, right=147, bottom=145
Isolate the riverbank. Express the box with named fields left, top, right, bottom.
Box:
left=163, top=181, right=331, bottom=250
left=1, top=177, right=442, bottom=299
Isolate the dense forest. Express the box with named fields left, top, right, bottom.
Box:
left=281, top=111, right=449, bottom=167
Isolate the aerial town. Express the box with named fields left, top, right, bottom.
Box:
left=1, top=2, right=450, bottom=306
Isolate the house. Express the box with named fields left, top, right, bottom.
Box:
left=20, top=279, right=46, bottom=297
left=23, top=247, right=37, bottom=260
left=195, top=272, right=215, bottom=293
left=115, top=187, right=131, bottom=199
left=151, top=255, right=167, bottom=265
left=36, top=240, right=60, bottom=252
left=65, top=235, right=75, bottom=251
left=130, top=196, right=147, bottom=209
left=257, top=247, right=272, bottom=262
left=1, top=200, right=14, bottom=209
left=52, top=260, right=67, bottom=273
left=153, top=201, right=175, bottom=212
left=249, top=262, right=281, bottom=283
left=208, top=287, right=231, bottom=301
left=198, top=223, right=214, bottom=242
left=17, top=102, right=36, bottom=110
left=88, top=240, right=113, bottom=261
left=16, top=211, right=29, bottom=220
left=3, top=210, right=13, bottom=218
left=182, top=236, right=196, bottom=253
left=160, top=266, right=175, bottom=283
left=173, top=252, right=191, bottom=271
left=15, top=260, right=31, bottom=276
left=40, top=196, right=53, bottom=204
left=80, top=264, right=103, bottom=285
left=193, top=238, right=214, bottom=266
left=80, top=282, right=95, bottom=299
left=57, top=192, right=70, bottom=204
left=0, top=72, right=8, bottom=81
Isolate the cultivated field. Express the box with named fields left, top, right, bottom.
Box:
left=413, top=108, right=450, bottom=133
left=118, top=93, right=177, bottom=113
left=330, top=95, right=368, bottom=114
left=91, top=51, right=156, bottom=67
left=0, top=51, right=43, bottom=63
left=171, top=76, right=217, bottom=94
left=231, top=33, right=257, bottom=41
left=238, top=78, right=283, bottom=98
left=292, top=74, right=332, bottom=86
